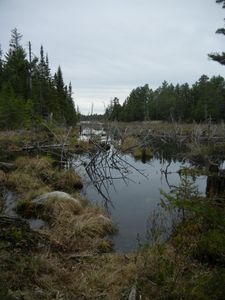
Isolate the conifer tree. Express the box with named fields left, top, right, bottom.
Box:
left=0, top=45, right=3, bottom=90
left=208, top=1, right=225, bottom=65
left=0, top=29, right=77, bottom=129
left=4, top=28, right=29, bottom=99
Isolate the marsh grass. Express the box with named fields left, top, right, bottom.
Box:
left=52, top=169, right=83, bottom=191
left=0, top=170, right=6, bottom=183
left=120, top=136, right=153, bottom=160
left=40, top=197, right=116, bottom=252
left=1, top=126, right=225, bottom=299
left=4, top=156, right=83, bottom=200
left=73, top=140, right=97, bottom=154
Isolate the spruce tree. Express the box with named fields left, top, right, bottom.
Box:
left=0, top=45, right=3, bottom=90
left=208, top=1, right=225, bottom=65
left=4, top=28, right=30, bottom=99
left=0, top=29, right=77, bottom=129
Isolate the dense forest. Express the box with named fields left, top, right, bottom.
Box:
left=105, top=75, right=225, bottom=122
left=0, top=29, right=78, bottom=130
left=105, top=0, right=225, bottom=123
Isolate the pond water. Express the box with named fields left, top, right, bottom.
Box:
left=73, top=142, right=207, bottom=252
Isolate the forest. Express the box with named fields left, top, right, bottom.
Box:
left=105, top=75, right=225, bottom=122
left=0, top=29, right=78, bottom=130
left=0, top=1, right=225, bottom=299
left=104, top=0, right=225, bottom=123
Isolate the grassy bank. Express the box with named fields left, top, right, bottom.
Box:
left=0, top=126, right=225, bottom=299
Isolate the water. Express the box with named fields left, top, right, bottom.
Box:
left=0, top=187, right=47, bottom=230
left=74, top=150, right=207, bottom=252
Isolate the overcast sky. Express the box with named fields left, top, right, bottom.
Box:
left=1, top=0, right=225, bottom=114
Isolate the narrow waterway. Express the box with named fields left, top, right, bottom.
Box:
left=74, top=147, right=207, bottom=252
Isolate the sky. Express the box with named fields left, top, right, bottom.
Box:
left=1, top=0, right=225, bottom=114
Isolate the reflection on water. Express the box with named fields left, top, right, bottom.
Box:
left=74, top=151, right=207, bottom=252
left=74, top=123, right=209, bottom=252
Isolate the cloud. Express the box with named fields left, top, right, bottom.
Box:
left=1, top=0, right=225, bottom=114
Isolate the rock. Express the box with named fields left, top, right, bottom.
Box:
left=33, top=191, right=82, bottom=209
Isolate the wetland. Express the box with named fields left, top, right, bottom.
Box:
left=0, top=122, right=225, bottom=299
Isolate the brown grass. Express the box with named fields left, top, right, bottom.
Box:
left=42, top=197, right=116, bottom=252
left=52, top=169, right=83, bottom=191
left=5, top=171, right=50, bottom=197
left=0, top=170, right=6, bottom=183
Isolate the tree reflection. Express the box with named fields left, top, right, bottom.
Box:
left=72, top=143, right=147, bottom=210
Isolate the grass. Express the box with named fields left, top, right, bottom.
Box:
left=52, top=169, right=83, bottom=191
left=73, top=139, right=98, bottom=154
left=0, top=170, right=6, bottom=183
left=1, top=125, right=225, bottom=299
left=33, top=193, right=117, bottom=252
left=4, top=156, right=83, bottom=199
left=6, top=171, right=50, bottom=197
left=2, top=155, right=115, bottom=254
left=0, top=153, right=125, bottom=299
left=120, top=136, right=153, bottom=160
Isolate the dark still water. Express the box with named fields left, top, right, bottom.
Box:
left=74, top=152, right=206, bottom=252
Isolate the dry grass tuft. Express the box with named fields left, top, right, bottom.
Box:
left=0, top=170, right=6, bottom=183
left=120, top=136, right=139, bottom=152
left=47, top=207, right=116, bottom=251
left=43, top=195, right=83, bottom=217
left=120, top=136, right=153, bottom=160
left=5, top=171, right=50, bottom=197
left=52, top=169, right=83, bottom=191
left=14, top=156, right=54, bottom=180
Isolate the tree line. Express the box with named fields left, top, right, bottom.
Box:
left=106, top=0, right=225, bottom=123
left=0, top=29, right=78, bottom=130
left=105, top=75, right=225, bottom=122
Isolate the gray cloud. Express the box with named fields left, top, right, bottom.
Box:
left=1, top=0, right=225, bottom=114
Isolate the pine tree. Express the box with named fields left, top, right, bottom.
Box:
left=0, top=29, right=77, bottom=129
left=9, top=28, right=23, bottom=50
left=4, top=28, right=29, bottom=99
left=208, top=1, right=225, bottom=65
left=0, top=45, right=3, bottom=90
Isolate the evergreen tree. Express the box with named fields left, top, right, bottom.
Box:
left=208, top=1, right=225, bottom=65
left=105, top=76, right=225, bottom=123
left=64, top=83, right=77, bottom=126
left=0, top=29, right=77, bottom=129
left=0, top=45, right=3, bottom=90
left=4, top=28, right=29, bottom=99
